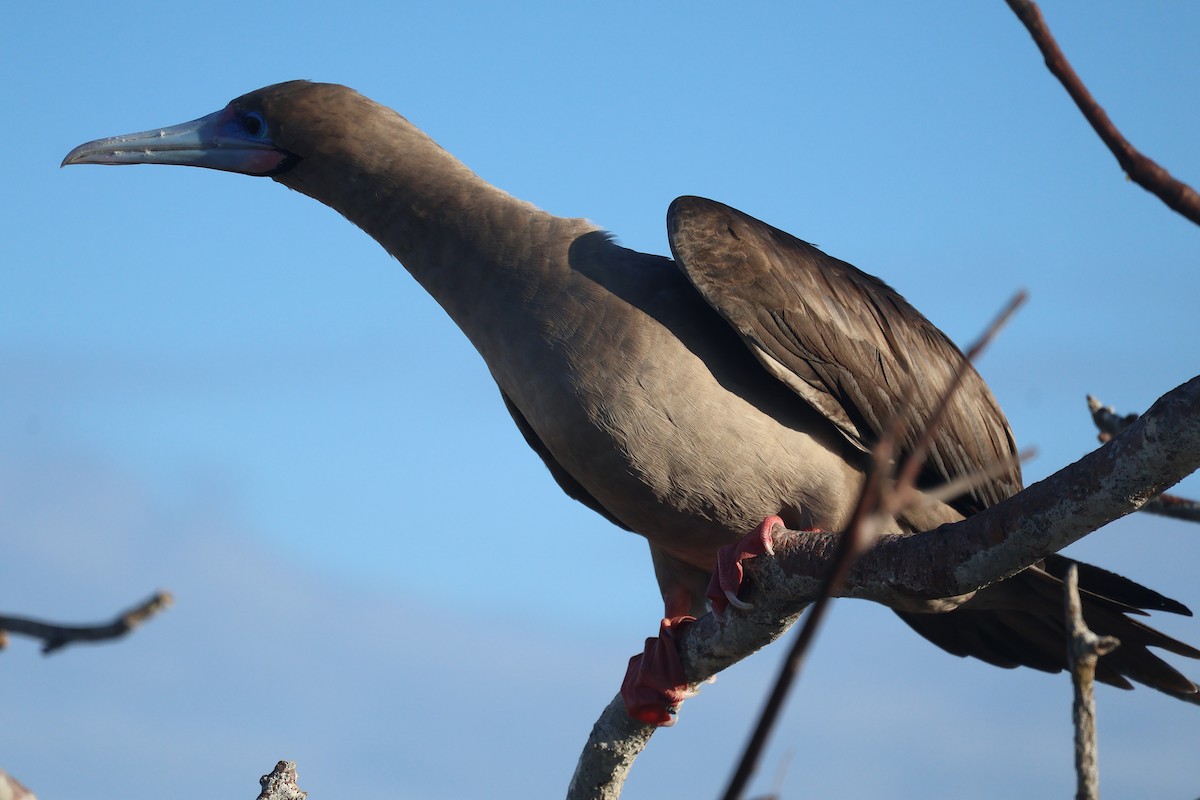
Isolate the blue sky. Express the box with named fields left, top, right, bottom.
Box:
left=3, top=2, right=1199, bottom=798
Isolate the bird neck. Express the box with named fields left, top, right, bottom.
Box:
left=276, top=115, right=588, bottom=347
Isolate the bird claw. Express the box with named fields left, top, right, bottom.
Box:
left=622, top=517, right=786, bottom=724
left=724, top=588, right=754, bottom=611
left=707, top=515, right=785, bottom=615
left=762, top=536, right=776, bottom=558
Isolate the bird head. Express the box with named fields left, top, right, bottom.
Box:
left=63, top=80, right=406, bottom=176
left=62, top=81, right=455, bottom=212
left=61, top=82, right=318, bottom=176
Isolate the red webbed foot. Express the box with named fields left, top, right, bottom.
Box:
left=621, top=613, right=695, bottom=726
left=706, top=515, right=785, bottom=616
left=621, top=518, right=797, bottom=725
left=621, top=586, right=698, bottom=726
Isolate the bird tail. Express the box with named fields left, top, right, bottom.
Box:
left=895, top=554, right=1200, bottom=703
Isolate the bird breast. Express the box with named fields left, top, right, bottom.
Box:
left=489, top=249, right=865, bottom=568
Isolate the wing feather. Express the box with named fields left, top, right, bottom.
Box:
left=666, top=195, right=1020, bottom=513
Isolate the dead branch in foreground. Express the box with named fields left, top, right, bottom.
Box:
left=0, top=592, right=172, bottom=655
left=1004, top=0, right=1200, bottom=226
left=568, top=375, right=1200, bottom=800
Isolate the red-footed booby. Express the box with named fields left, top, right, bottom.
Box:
left=63, top=81, right=1198, bottom=724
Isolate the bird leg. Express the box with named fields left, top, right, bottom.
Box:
left=621, top=586, right=696, bottom=726
left=622, top=517, right=789, bottom=725
left=621, top=616, right=694, bottom=726
left=707, top=515, right=785, bottom=616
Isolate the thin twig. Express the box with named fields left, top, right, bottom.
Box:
left=1143, top=493, right=1200, bottom=524
left=0, top=591, right=172, bottom=654
left=1064, top=564, right=1120, bottom=800
left=1005, top=0, right=1200, bottom=226
left=1087, top=394, right=1139, bottom=442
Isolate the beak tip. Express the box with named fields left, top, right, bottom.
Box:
left=61, top=143, right=91, bottom=168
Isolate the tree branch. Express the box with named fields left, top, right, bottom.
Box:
left=1064, top=563, right=1119, bottom=800
left=1088, top=394, right=1200, bottom=523
left=1140, top=493, right=1200, bottom=524
left=0, top=769, right=37, bottom=800
left=569, top=375, right=1200, bottom=799
left=770, top=376, right=1200, bottom=605
left=0, top=591, right=172, bottom=655
left=1004, top=0, right=1200, bottom=226
left=257, top=762, right=307, bottom=800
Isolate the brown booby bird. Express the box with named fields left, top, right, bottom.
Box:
left=64, top=81, right=1198, bottom=723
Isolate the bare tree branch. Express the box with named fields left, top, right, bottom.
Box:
left=0, top=770, right=37, bottom=800
left=1088, top=394, right=1200, bottom=523
left=0, top=592, right=172, bottom=655
left=257, top=762, right=307, bottom=800
left=1087, top=394, right=1139, bottom=442
left=568, top=697, right=657, bottom=800
left=1064, top=564, right=1120, bottom=800
left=569, top=375, right=1200, bottom=799
left=1004, top=0, right=1200, bottom=226
left=1141, top=493, right=1200, bottom=525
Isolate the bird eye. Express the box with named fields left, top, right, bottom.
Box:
left=240, top=111, right=268, bottom=139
